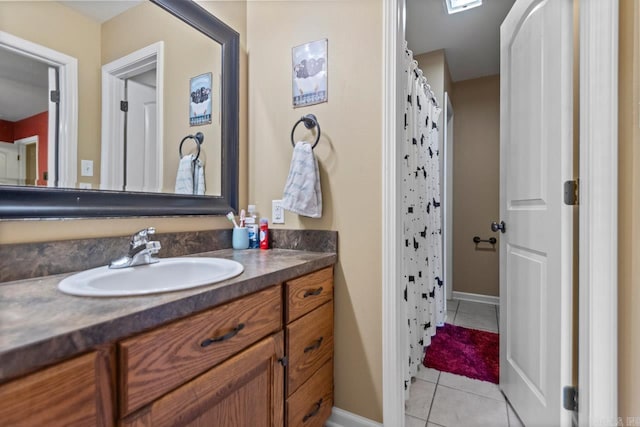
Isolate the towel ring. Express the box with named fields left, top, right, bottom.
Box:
left=179, top=132, right=204, bottom=161
left=291, top=114, right=321, bottom=149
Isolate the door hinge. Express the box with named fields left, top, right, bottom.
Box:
left=563, top=385, right=578, bottom=412
left=50, top=90, right=60, bottom=103
left=120, top=101, right=129, bottom=112
left=564, top=179, right=579, bottom=205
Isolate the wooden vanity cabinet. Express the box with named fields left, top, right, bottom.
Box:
left=0, top=265, right=334, bottom=427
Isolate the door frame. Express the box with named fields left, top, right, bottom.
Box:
left=443, top=91, right=454, bottom=302
left=381, top=1, right=618, bottom=425
left=14, top=135, right=38, bottom=185
left=101, top=42, right=164, bottom=192
left=0, top=31, right=77, bottom=189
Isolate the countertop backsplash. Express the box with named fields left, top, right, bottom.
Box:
left=0, top=228, right=337, bottom=283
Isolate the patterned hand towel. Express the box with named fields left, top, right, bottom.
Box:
left=282, top=141, right=322, bottom=218
left=175, top=154, right=205, bottom=195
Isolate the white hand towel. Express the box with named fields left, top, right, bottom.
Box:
left=175, top=154, right=206, bottom=195
left=194, top=159, right=205, bottom=195
left=282, top=141, right=322, bottom=218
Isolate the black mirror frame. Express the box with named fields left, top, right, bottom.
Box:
left=0, top=0, right=239, bottom=219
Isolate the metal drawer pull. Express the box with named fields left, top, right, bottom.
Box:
left=303, top=287, right=323, bottom=298
left=304, top=336, right=324, bottom=353
left=302, top=398, right=323, bottom=422
left=200, top=323, right=245, bottom=347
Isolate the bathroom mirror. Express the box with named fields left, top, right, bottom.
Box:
left=0, top=0, right=239, bottom=218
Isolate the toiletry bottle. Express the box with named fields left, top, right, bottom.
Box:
left=246, top=205, right=259, bottom=249
left=259, top=218, right=269, bottom=249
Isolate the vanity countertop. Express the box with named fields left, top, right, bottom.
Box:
left=0, top=248, right=337, bottom=382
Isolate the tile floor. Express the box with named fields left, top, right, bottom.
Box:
left=405, top=300, right=524, bottom=427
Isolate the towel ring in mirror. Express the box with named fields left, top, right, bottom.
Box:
left=179, top=132, right=204, bottom=161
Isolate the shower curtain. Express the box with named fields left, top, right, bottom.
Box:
left=402, top=44, right=445, bottom=394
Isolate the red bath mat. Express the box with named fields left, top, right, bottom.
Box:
left=423, top=323, right=499, bottom=384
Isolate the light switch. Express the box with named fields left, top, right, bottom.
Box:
left=81, top=160, right=93, bottom=177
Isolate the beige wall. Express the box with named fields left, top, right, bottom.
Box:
left=102, top=2, right=222, bottom=194
left=0, top=1, right=102, bottom=187
left=246, top=0, right=382, bottom=421
left=0, top=1, right=248, bottom=243
left=450, top=75, right=500, bottom=297
left=618, top=0, right=640, bottom=417
left=414, top=49, right=453, bottom=110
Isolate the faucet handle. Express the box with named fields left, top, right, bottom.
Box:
left=145, top=241, right=162, bottom=254
left=130, top=227, right=156, bottom=247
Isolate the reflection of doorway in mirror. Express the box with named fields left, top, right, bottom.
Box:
left=126, top=74, right=158, bottom=193
left=0, top=31, right=78, bottom=189
left=101, top=42, right=164, bottom=193
left=15, top=136, right=39, bottom=186
left=0, top=142, right=21, bottom=185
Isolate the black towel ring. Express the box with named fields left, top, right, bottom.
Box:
left=179, top=132, right=204, bottom=161
left=290, top=114, right=321, bottom=149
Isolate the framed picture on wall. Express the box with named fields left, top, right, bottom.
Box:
left=190, top=72, right=212, bottom=126
left=292, top=39, right=328, bottom=108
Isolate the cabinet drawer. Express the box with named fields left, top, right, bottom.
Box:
left=286, top=361, right=333, bottom=427
left=285, top=266, right=333, bottom=323
left=286, top=301, right=333, bottom=395
left=0, top=351, right=113, bottom=427
left=119, top=285, right=282, bottom=416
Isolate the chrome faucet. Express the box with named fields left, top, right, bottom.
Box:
left=109, top=227, right=162, bottom=269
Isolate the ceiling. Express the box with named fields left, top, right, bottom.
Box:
left=406, top=0, right=515, bottom=82
left=59, top=1, right=142, bottom=23
left=0, top=47, right=49, bottom=122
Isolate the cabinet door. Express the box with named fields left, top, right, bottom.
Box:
left=0, top=349, right=114, bottom=427
left=122, top=332, right=284, bottom=427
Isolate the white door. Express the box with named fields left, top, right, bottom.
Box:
left=0, top=141, right=21, bottom=185
left=499, top=0, right=574, bottom=426
left=125, top=79, right=158, bottom=193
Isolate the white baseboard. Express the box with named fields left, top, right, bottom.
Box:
left=325, top=407, right=383, bottom=427
left=452, top=291, right=499, bottom=306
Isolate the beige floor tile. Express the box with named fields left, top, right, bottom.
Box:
left=438, top=372, right=504, bottom=401
left=453, top=310, right=499, bottom=333
left=458, top=300, right=498, bottom=316
left=446, top=310, right=456, bottom=323
left=427, top=423, right=445, bottom=427
left=429, top=385, right=509, bottom=427
left=415, top=366, right=440, bottom=383
left=507, top=401, right=524, bottom=427
left=406, top=379, right=437, bottom=420
left=406, top=415, right=427, bottom=427
left=447, top=299, right=460, bottom=311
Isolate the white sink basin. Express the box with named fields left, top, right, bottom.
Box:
left=58, top=257, right=244, bottom=297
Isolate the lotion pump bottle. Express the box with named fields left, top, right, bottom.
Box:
left=246, top=205, right=259, bottom=248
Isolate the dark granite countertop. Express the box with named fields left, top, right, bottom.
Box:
left=0, top=248, right=336, bottom=382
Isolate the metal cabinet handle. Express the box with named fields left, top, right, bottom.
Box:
left=303, top=287, right=323, bottom=298
left=303, top=336, right=324, bottom=353
left=302, top=398, right=323, bottom=422
left=491, top=221, right=506, bottom=233
left=200, top=323, right=245, bottom=347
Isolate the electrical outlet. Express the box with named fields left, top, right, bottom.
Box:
left=272, top=200, right=284, bottom=224
left=81, top=160, right=93, bottom=177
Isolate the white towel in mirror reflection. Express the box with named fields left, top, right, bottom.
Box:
left=175, top=154, right=205, bottom=195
